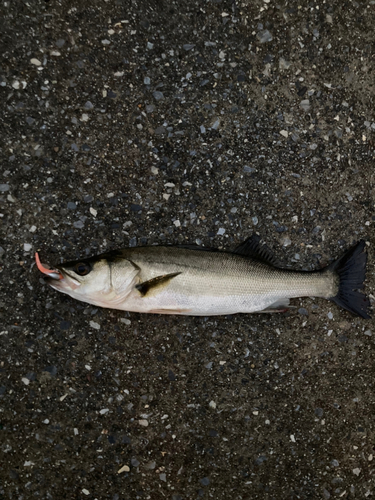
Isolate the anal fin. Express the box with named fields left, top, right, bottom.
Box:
left=258, top=298, right=291, bottom=313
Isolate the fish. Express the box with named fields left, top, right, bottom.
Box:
left=35, top=235, right=371, bottom=319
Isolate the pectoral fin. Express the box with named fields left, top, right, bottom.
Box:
left=136, top=272, right=181, bottom=297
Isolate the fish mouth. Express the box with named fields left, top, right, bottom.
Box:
left=35, top=252, right=63, bottom=280
left=35, top=253, right=81, bottom=292
left=45, top=276, right=69, bottom=291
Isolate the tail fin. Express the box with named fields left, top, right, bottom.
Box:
left=329, top=240, right=371, bottom=319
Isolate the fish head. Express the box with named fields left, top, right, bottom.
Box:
left=35, top=252, right=139, bottom=307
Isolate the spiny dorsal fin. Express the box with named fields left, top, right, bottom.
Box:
left=136, top=272, right=181, bottom=297
left=233, top=235, right=279, bottom=267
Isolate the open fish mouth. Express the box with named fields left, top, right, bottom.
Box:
left=35, top=252, right=63, bottom=281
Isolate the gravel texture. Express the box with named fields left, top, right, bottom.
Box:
left=1, top=1, right=375, bottom=499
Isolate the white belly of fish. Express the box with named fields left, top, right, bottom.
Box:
left=114, top=271, right=323, bottom=315
left=119, top=288, right=281, bottom=315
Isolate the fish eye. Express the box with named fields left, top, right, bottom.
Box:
left=73, top=263, right=91, bottom=276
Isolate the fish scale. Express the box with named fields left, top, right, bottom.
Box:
left=116, top=246, right=336, bottom=315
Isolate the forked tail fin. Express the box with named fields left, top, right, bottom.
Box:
left=328, top=240, right=371, bottom=319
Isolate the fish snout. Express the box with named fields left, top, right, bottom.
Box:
left=35, top=252, right=63, bottom=280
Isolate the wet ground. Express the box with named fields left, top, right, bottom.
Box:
left=1, top=0, right=375, bottom=498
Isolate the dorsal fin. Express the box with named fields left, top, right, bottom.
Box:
left=233, top=235, right=279, bottom=267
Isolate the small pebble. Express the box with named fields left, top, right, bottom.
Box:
left=153, top=91, right=164, bottom=100
left=315, top=408, right=324, bottom=417
left=99, top=408, right=109, bottom=415
left=300, top=99, right=310, bottom=111
left=257, top=30, right=273, bottom=43
left=30, top=58, right=42, bottom=66
left=23, top=243, right=32, bottom=252
left=89, top=321, right=100, bottom=330
left=217, top=228, right=225, bottom=235
left=144, top=461, right=156, bottom=470
left=84, top=101, right=94, bottom=110
left=323, top=489, right=331, bottom=499
left=82, top=490, right=90, bottom=496
left=118, top=465, right=130, bottom=474
left=139, top=419, right=149, bottom=427
left=327, top=312, right=333, bottom=320
left=279, top=58, right=291, bottom=70
left=243, top=166, right=255, bottom=173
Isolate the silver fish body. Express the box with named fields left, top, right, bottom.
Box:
left=36, top=236, right=371, bottom=318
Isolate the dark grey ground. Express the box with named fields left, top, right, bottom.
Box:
left=1, top=0, right=375, bottom=498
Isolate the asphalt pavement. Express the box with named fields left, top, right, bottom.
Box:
left=1, top=0, right=374, bottom=498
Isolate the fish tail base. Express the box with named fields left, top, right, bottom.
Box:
left=329, top=240, right=371, bottom=319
